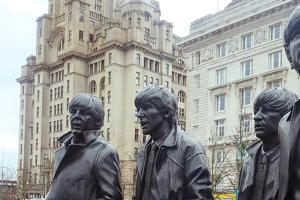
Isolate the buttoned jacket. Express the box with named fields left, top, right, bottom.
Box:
left=135, top=127, right=213, bottom=200
left=46, top=131, right=123, bottom=200
left=278, top=100, right=300, bottom=200
left=238, top=141, right=280, bottom=200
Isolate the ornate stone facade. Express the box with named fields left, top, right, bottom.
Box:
left=17, top=0, right=186, bottom=199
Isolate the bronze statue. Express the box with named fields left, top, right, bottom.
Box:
left=278, top=5, right=300, bottom=200
left=134, top=85, right=213, bottom=200
left=46, top=93, right=123, bottom=200
left=238, top=88, right=297, bottom=200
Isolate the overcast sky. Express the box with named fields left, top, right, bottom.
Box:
left=0, top=0, right=231, bottom=171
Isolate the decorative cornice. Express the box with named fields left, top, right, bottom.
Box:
left=179, top=0, right=296, bottom=47
left=16, top=76, right=34, bottom=84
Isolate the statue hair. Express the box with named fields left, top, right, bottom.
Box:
left=69, top=93, right=105, bottom=129
left=135, top=85, right=178, bottom=127
left=284, top=6, right=300, bottom=64
left=254, top=87, right=298, bottom=116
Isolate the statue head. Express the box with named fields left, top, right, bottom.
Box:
left=284, top=5, right=300, bottom=75
left=135, top=85, right=177, bottom=136
left=253, top=87, right=298, bottom=141
left=69, top=93, right=104, bottom=133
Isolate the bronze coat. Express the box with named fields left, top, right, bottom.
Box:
left=238, top=141, right=279, bottom=200
left=46, top=131, right=123, bottom=200
left=278, top=100, right=300, bottom=200
left=135, top=127, right=213, bottom=200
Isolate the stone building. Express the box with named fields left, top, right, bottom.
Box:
left=179, top=0, right=300, bottom=193
left=16, top=0, right=186, bottom=199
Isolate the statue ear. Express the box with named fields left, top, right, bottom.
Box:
left=95, top=120, right=102, bottom=130
left=163, top=108, right=172, bottom=119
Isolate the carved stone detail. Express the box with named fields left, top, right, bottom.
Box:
left=254, top=26, right=267, bottom=45
left=228, top=36, right=239, bottom=54
left=201, top=45, right=214, bottom=63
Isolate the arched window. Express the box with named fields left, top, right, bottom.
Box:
left=177, top=91, right=186, bottom=103
left=89, top=80, right=97, bottom=93
left=58, top=38, right=64, bottom=51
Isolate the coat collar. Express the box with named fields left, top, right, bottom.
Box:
left=58, top=130, right=100, bottom=147
left=246, top=140, right=262, bottom=157
left=53, top=130, right=100, bottom=179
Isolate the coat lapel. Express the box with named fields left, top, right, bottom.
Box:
left=241, top=141, right=262, bottom=196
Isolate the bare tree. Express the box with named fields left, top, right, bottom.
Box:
left=208, top=103, right=256, bottom=197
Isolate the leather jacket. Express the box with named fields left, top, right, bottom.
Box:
left=238, top=141, right=279, bottom=200
left=278, top=100, right=300, bottom=200
left=46, top=131, right=123, bottom=200
left=135, top=127, right=213, bottom=200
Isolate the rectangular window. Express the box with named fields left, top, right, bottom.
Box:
left=79, top=12, right=84, bottom=22
left=49, top=122, right=52, bottom=133
left=36, top=107, right=39, bottom=117
left=267, top=79, right=282, bottom=88
left=214, top=149, right=224, bottom=164
left=107, top=128, right=111, bottom=141
left=79, top=30, right=84, bottom=41
left=165, top=64, right=170, bottom=76
left=155, top=62, right=160, bottom=72
left=136, top=72, right=140, bottom=85
left=242, top=114, right=252, bottom=134
left=241, top=87, right=252, bottom=106
left=194, top=74, right=200, bottom=88
left=150, top=77, right=153, bottom=84
left=270, top=23, right=282, bottom=40
left=108, top=91, right=111, bottom=103
left=108, top=71, right=111, bottom=84
left=196, top=51, right=201, bottom=65
left=144, top=58, right=148, bottom=69
left=216, top=68, right=227, bottom=85
left=217, top=42, right=227, bottom=58
left=108, top=53, right=112, bottom=65
left=269, top=51, right=282, bottom=69
left=38, top=45, right=42, bottom=55
left=194, top=98, right=200, bottom=114
left=215, top=119, right=225, bottom=137
left=241, top=60, right=253, bottom=77
left=144, top=75, right=148, bottom=87
left=136, top=53, right=141, bottom=65
left=107, top=109, right=111, bottom=122
left=36, top=123, right=39, bottom=134
left=215, top=94, right=225, bottom=112
left=242, top=33, right=252, bottom=50
left=35, top=155, right=38, bottom=166
left=37, top=90, right=40, bottom=102
left=66, top=115, right=69, bottom=128
left=67, top=80, right=70, bottom=93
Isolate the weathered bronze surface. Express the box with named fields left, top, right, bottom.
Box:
left=239, top=88, right=297, bottom=200
left=278, top=6, right=300, bottom=200
left=46, top=93, right=123, bottom=200
left=134, top=85, right=213, bottom=200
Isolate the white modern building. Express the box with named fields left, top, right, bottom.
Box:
left=179, top=0, right=300, bottom=192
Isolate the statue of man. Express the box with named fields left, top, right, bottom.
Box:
left=238, top=88, right=297, bottom=200
left=134, top=85, right=213, bottom=200
left=278, top=6, right=300, bottom=200
left=46, top=93, right=123, bottom=200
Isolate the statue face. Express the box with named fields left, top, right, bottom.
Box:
left=69, top=106, right=97, bottom=133
left=254, top=106, right=282, bottom=140
left=136, top=102, right=165, bottom=136
left=288, top=34, right=300, bottom=75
